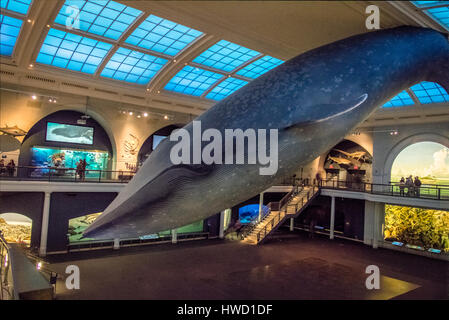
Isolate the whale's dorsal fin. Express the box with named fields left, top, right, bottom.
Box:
left=282, top=93, right=368, bottom=131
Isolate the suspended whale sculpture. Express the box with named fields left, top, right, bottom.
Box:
left=84, top=26, right=449, bottom=239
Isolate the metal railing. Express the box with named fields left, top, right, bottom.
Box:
left=0, top=166, right=136, bottom=183
left=0, top=233, right=17, bottom=300
left=319, top=179, right=449, bottom=201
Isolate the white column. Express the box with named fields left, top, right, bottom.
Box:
left=39, top=192, right=51, bottom=257
left=113, top=238, right=120, bottom=250
left=258, top=192, right=264, bottom=222
left=330, top=196, right=335, bottom=240
left=373, top=202, right=385, bottom=249
left=219, top=210, right=225, bottom=239
left=171, top=229, right=177, bottom=244
left=289, top=218, right=294, bottom=231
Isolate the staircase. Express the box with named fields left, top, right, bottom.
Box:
left=242, top=185, right=319, bottom=245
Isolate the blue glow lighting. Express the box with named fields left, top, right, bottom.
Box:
left=101, top=47, right=168, bottom=84
left=412, top=1, right=449, bottom=8
left=236, top=55, right=284, bottom=79
left=36, top=28, right=112, bottom=74
left=164, top=65, right=223, bottom=96
left=206, top=77, right=248, bottom=100
left=0, top=14, right=22, bottom=56
left=0, top=0, right=32, bottom=15
left=410, top=81, right=449, bottom=104
left=425, top=5, right=449, bottom=30
left=193, top=40, right=260, bottom=72
left=382, top=90, right=415, bottom=108
left=125, top=14, right=203, bottom=56
left=54, top=0, right=142, bottom=40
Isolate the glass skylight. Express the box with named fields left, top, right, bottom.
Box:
left=236, top=55, right=284, bottom=79
left=382, top=91, right=415, bottom=108
left=125, top=14, right=203, bottom=56
left=412, top=1, right=449, bottom=8
left=193, top=40, right=260, bottom=72
left=206, top=77, right=248, bottom=101
left=425, top=6, right=449, bottom=30
left=164, top=65, right=223, bottom=96
left=36, top=28, right=112, bottom=74
left=54, top=0, right=142, bottom=41
left=0, top=14, right=22, bottom=56
left=101, top=47, right=168, bottom=85
left=0, top=0, right=32, bottom=15
left=410, top=81, right=449, bottom=104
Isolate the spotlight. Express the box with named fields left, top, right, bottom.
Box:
left=48, top=98, right=53, bottom=103
left=29, top=64, right=34, bottom=68
left=164, top=115, right=169, bottom=120
left=31, top=95, right=37, bottom=100
left=137, top=115, right=141, bottom=118
left=143, top=112, right=148, bottom=117
left=129, top=111, right=133, bottom=116
left=27, top=19, right=32, bottom=23
left=36, top=262, right=42, bottom=270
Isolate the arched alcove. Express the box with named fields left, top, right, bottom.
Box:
left=0, top=212, right=32, bottom=246
left=18, top=110, right=114, bottom=179
left=137, top=124, right=184, bottom=166
left=382, top=133, right=449, bottom=185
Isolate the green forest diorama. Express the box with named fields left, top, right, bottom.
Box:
left=384, top=205, right=449, bottom=252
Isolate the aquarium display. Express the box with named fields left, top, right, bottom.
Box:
left=0, top=213, right=32, bottom=246
left=31, top=146, right=109, bottom=178
left=239, top=204, right=269, bottom=224
left=68, top=212, right=203, bottom=243
left=46, top=122, right=94, bottom=145
left=152, top=135, right=167, bottom=150
left=384, top=205, right=449, bottom=253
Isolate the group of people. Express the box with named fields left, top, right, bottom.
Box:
left=399, top=175, right=422, bottom=197
left=0, top=159, right=16, bottom=176
left=76, top=159, right=87, bottom=181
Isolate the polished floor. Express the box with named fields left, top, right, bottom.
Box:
left=47, top=231, right=449, bottom=300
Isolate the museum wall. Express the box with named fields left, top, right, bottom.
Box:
left=371, top=122, right=449, bottom=185
left=0, top=89, right=191, bottom=171
left=47, top=192, right=118, bottom=253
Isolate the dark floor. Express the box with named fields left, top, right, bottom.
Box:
left=46, top=231, right=449, bottom=300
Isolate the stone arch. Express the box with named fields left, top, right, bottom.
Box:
left=382, top=133, right=449, bottom=184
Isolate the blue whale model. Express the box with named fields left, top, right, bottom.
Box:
left=84, top=26, right=449, bottom=239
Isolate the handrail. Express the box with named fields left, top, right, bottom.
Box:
left=320, top=179, right=449, bottom=201
left=0, top=165, right=136, bottom=183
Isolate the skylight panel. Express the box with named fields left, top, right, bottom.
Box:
left=164, top=65, right=223, bottom=96
left=0, top=0, right=32, bottom=15
left=36, top=28, right=112, bottom=74
left=0, top=14, right=22, bottom=56
left=101, top=47, right=168, bottom=85
left=410, top=81, right=449, bottom=104
left=382, top=90, right=415, bottom=108
left=412, top=1, right=449, bottom=8
left=206, top=77, right=249, bottom=101
left=193, top=40, right=260, bottom=72
left=54, top=0, right=142, bottom=40
left=125, top=14, right=203, bottom=56
left=425, top=5, right=449, bottom=30
left=236, top=55, right=284, bottom=79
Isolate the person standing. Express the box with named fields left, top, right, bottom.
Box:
left=414, top=176, right=422, bottom=197
left=6, top=159, right=15, bottom=177
left=399, top=177, right=405, bottom=196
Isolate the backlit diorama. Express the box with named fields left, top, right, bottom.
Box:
left=0, top=213, right=32, bottom=246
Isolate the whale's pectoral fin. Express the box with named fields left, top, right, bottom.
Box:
left=282, top=93, right=369, bottom=131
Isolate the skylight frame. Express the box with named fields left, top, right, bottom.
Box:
left=164, top=65, right=224, bottom=97
left=54, top=0, right=143, bottom=41
left=205, top=77, right=249, bottom=101
left=0, top=13, right=23, bottom=56
left=411, top=1, right=449, bottom=31
left=382, top=90, right=416, bottom=108
left=100, top=47, right=169, bottom=85
left=0, top=0, right=33, bottom=16
left=35, top=28, right=113, bottom=74
left=192, top=39, right=261, bottom=73
left=124, top=14, right=204, bottom=57
left=410, top=81, right=449, bottom=104
left=236, top=55, right=284, bottom=79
